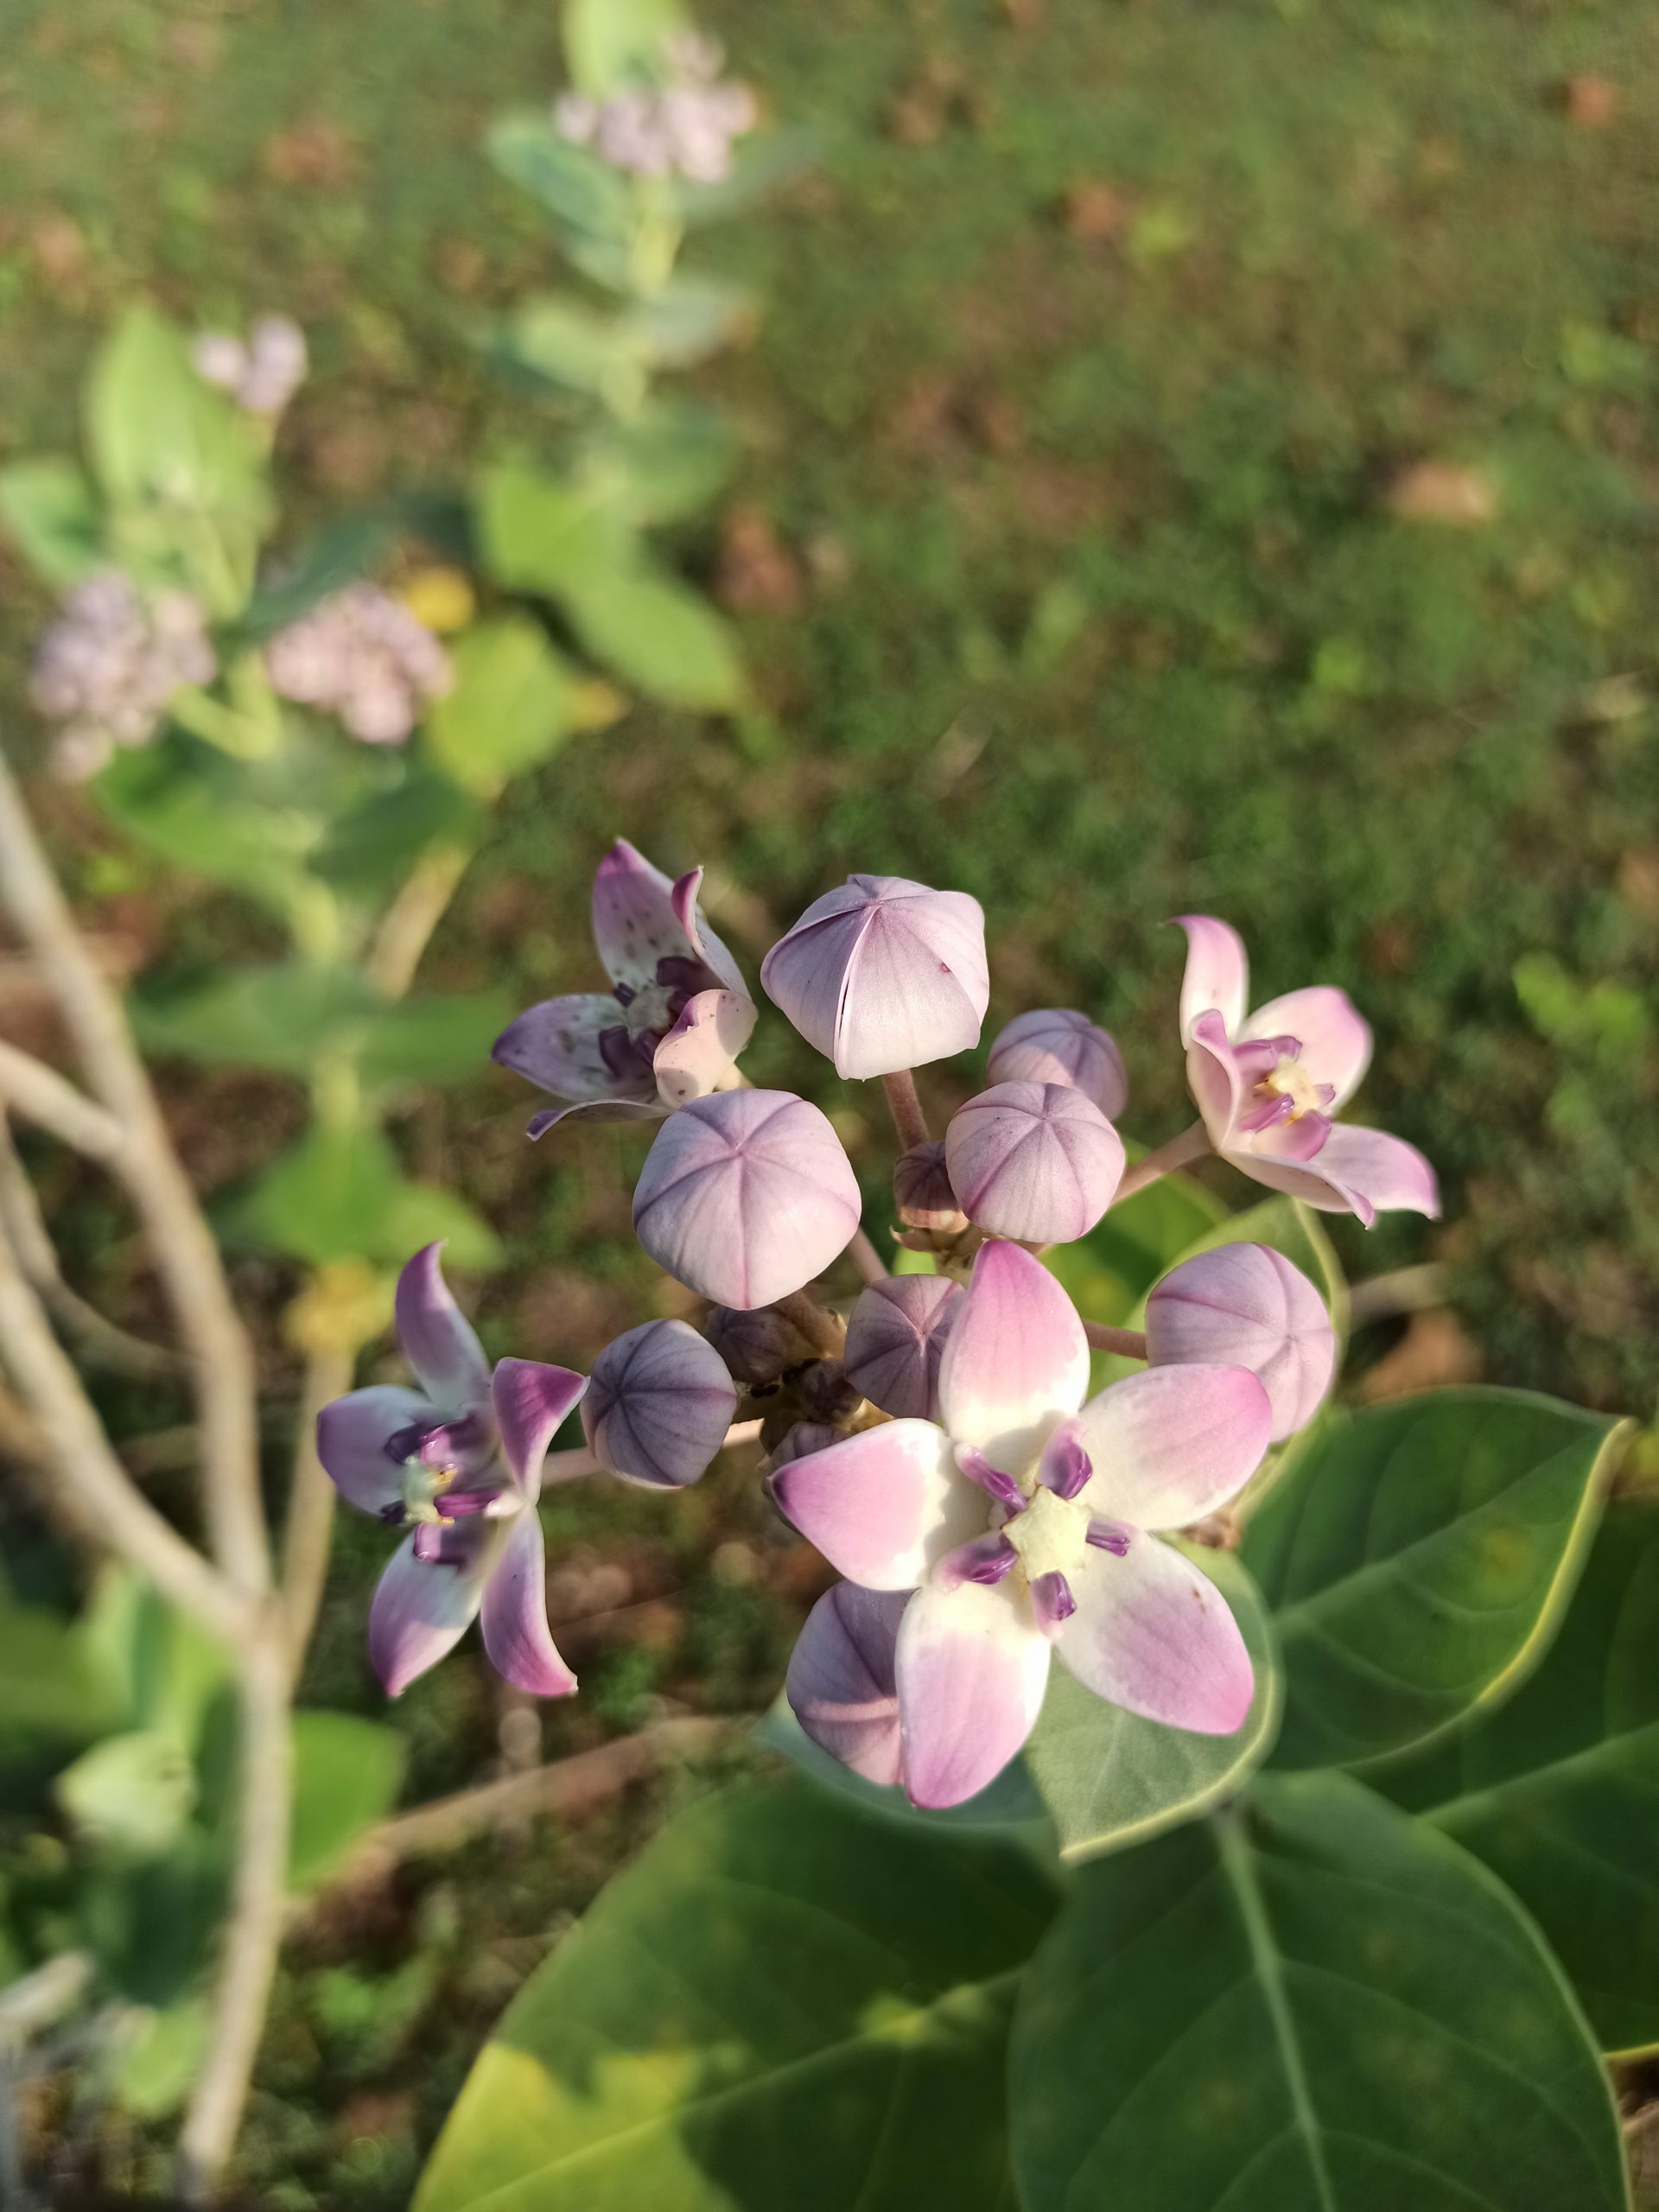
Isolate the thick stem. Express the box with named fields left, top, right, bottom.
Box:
left=176, top=1623, right=292, bottom=2203
left=1111, top=1122, right=1211, bottom=1205
left=845, top=1226, right=888, bottom=1286
left=277, top=1344, right=354, bottom=1685
left=774, top=1290, right=845, bottom=1360
left=0, top=1040, right=125, bottom=1160
left=1082, top=1322, right=1148, bottom=1360
left=879, top=1070, right=931, bottom=1154
left=365, top=843, right=473, bottom=1001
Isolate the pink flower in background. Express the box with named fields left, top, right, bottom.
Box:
left=264, top=583, right=451, bottom=745
left=554, top=33, right=758, bottom=184
left=988, top=1007, right=1128, bottom=1121
left=1176, top=916, right=1439, bottom=1227
left=1145, top=1243, right=1337, bottom=1443
left=493, top=840, right=757, bottom=1135
left=315, top=1245, right=585, bottom=1699
left=31, top=572, right=216, bottom=780
left=193, top=315, right=308, bottom=417
left=774, top=1240, right=1269, bottom=1808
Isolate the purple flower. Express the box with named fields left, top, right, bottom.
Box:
left=632, top=1089, right=862, bottom=1308
left=553, top=33, right=758, bottom=184
left=988, top=1007, right=1128, bottom=1121
left=264, top=583, right=451, bottom=746
left=760, top=874, right=989, bottom=1080
left=1145, top=1243, right=1337, bottom=1444
left=842, top=1274, right=963, bottom=1421
left=774, top=1240, right=1270, bottom=1808
left=193, top=316, right=308, bottom=417
left=944, top=1081, right=1126, bottom=1243
left=31, top=572, right=216, bottom=779
left=582, top=1319, right=737, bottom=1488
left=1176, top=916, right=1440, bottom=1227
left=315, top=1244, right=585, bottom=1699
left=493, top=840, right=757, bottom=1135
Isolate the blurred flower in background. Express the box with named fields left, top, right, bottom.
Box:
left=554, top=31, right=757, bottom=182
left=192, top=315, right=308, bottom=418
left=30, top=570, right=216, bottom=780
left=264, top=582, right=453, bottom=744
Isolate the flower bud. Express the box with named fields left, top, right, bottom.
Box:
left=582, top=1319, right=737, bottom=1488
left=796, top=1358, right=863, bottom=1425
left=768, top=1421, right=845, bottom=1469
left=1144, top=1243, right=1336, bottom=1443
left=944, top=1081, right=1126, bottom=1244
left=785, top=1581, right=906, bottom=1786
left=632, top=1089, right=861, bottom=1309
left=892, top=1140, right=964, bottom=1231
left=760, top=874, right=989, bottom=1080
left=988, top=1007, right=1128, bottom=1121
left=842, top=1275, right=963, bottom=1420
left=704, top=1302, right=810, bottom=1386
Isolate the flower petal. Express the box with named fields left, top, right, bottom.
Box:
left=1224, top=1122, right=1439, bottom=1228
left=1240, top=985, right=1372, bottom=1108
left=769, top=1420, right=977, bottom=1590
left=937, top=1239, right=1089, bottom=1474
left=582, top=1318, right=736, bottom=1487
left=1185, top=1010, right=1246, bottom=1148
left=491, top=1357, right=588, bottom=1500
left=842, top=1274, right=963, bottom=1421
left=1057, top=1534, right=1254, bottom=1732
left=668, top=865, right=747, bottom=994
left=393, top=1243, right=491, bottom=1408
left=526, top=1096, right=667, bottom=1138
left=493, top=995, right=654, bottom=1106
left=652, top=988, right=757, bottom=1108
left=367, top=1530, right=485, bottom=1697
left=896, top=1579, right=1051, bottom=1808
left=1145, top=1244, right=1337, bottom=1443
left=479, top=1510, right=577, bottom=1698
left=785, top=1581, right=909, bottom=1787
left=1072, top=1363, right=1273, bottom=1529
left=592, top=839, right=742, bottom=995
left=315, top=1384, right=430, bottom=1515
left=1174, top=916, right=1249, bottom=1044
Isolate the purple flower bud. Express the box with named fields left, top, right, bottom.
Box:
left=769, top=1421, right=846, bottom=1469
left=892, top=1140, right=964, bottom=1230
left=582, top=1318, right=737, bottom=1488
left=988, top=1007, right=1128, bottom=1121
left=1144, top=1243, right=1337, bottom=1444
left=760, top=874, right=989, bottom=1079
left=264, top=584, right=450, bottom=746
left=842, top=1275, right=963, bottom=1420
left=704, top=1302, right=810, bottom=1386
left=632, top=1089, right=861, bottom=1308
left=785, top=1581, right=908, bottom=1786
left=944, top=1081, right=1126, bottom=1244
left=797, top=1360, right=863, bottom=1425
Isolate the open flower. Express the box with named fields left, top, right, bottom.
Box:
left=773, top=1240, right=1270, bottom=1808
left=1176, top=916, right=1438, bottom=1226
left=315, top=1246, right=586, bottom=1699
left=494, top=841, right=756, bottom=1135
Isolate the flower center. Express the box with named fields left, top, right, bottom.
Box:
left=1258, top=1055, right=1324, bottom=1119
left=1004, top=1484, right=1091, bottom=1581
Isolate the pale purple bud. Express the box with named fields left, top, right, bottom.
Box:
left=769, top=1421, right=845, bottom=1469
left=797, top=1360, right=862, bottom=1425
left=944, top=1081, right=1126, bottom=1243
left=842, top=1275, right=963, bottom=1421
left=632, top=1089, right=861, bottom=1309
left=704, top=1302, right=810, bottom=1386
left=760, top=874, right=989, bottom=1080
left=582, top=1318, right=737, bottom=1488
left=785, top=1581, right=907, bottom=1786
left=1144, top=1243, right=1337, bottom=1444
left=264, top=584, right=451, bottom=747
left=892, top=1140, right=963, bottom=1230
left=988, top=1007, right=1128, bottom=1121
left=30, top=572, right=216, bottom=766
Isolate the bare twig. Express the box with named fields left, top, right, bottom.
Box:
left=774, top=1290, right=846, bottom=1359
left=0, top=1040, right=125, bottom=1160
left=880, top=1070, right=931, bottom=1153
left=0, top=749, right=268, bottom=1598
left=278, top=1344, right=354, bottom=1684
left=365, top=842, right=473, bottom=1001
left=1083, top=1321, right=1148, bottom=1359
left=1112, top=1122, right=1211, bottom=1205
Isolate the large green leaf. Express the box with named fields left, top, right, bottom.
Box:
left=1380, top=1497, right=1659, bottom=2055
left=311, top=772, right=483, bottom=892
left=289, top=1711, right=407, bottom=1891
left=237, top=511, right=397, bottom=642
left=357, top=988, right=515, bottom=1093
left=625, top=276, right=753, bottom=368
left=415, top=1775, right=1053, bottom=2212
left=132, top=961, right=380, bottom=1076
left=225, top=1121, right=500, bottom=1268
left=493, top=295, right=642, bottom=405
left=1023, top=1548, right=1282, bottom=1862
left=1011, top=1770, right=1628, bottom=2212
left=425, top=616, right=582, bottom=796
left=757, top=1700, right=1048, bottom=1834
left=94, top=737, right=315, bottom=910
left=1243, top=1389, right=1620, bottom=1770
left=561, top=561, right=746, bottom=711
left=563, top=0, right=688, bottom=97
left=0, top=455, right=105, bottom=585
left=486, top=116, right=634, bottom=288
left=580, top=401, right=736, bottom=525
left=476, top=461, right=634, bottom=596
left=56, top=1730, right=197, bottom=1853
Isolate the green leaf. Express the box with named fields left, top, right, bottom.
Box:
left=75, top=1568, right=232, bottom=1757
left=289, top=1711, right=406, bottom=1891
left=1380, top=1494, right=1659, bottom=2054
left=1023, top=1548, right=1282, bottom=1862
left=0, top=455, right=105, bottom=585
left=493, top=295, right=641, bottom=404
left=425, top=616, right=582, bottom=795
left=1243, top=1389, right=1620, bottom=1771
left=357, top=989, right=515, bottom=1093
left=1045, top=1166, right=1225, bottom=1332
left=1010, top=1770, right=1628, bottom=2212
left=625, top=275, right=753, bottom=367
left=237, top=511, right=397, bottom=643
left=415, top=1775, right=1054, bottom=2212
left=78, top=1830, right=228, bottom=2008
left=377, top=1182, right=505, bottom=1271
left=226, top=1121, right=404, bottom=1266
left=56, top=1730, right=197, bottom=1852
left=486, top=116, right=634, bottom=287
left=94, top=738, right=314, bottom=911
left=476, top=462, right=634, bottom=595
left=1161, top=1194, right=1347, bottom=1332
left=132, top=962, right=380, bottom=1077
left=312, top=773, right=482, bottom=892
left=105, top=1999, right=209, bottom=2119
left=563, top=0, right=688, bottom=96
left=562, top=561, right=745, bottom=711
left=581, top=399, right=737, bottom=524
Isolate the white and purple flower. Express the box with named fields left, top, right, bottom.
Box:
left=774, top=1240, right=1271, bottom=1808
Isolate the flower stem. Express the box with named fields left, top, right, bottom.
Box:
left=1112, top=1122, right=1210, bottom=1205
left=845, top=1226, right=888, bottom=1285
left=774, top=1289, right=846, bottom=1359
left=1082, top=1322, right=1148, bottom=1360
left=880, top=1070, right=931, bottom=1153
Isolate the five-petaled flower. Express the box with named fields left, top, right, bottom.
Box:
left=315, top=1245, right=586, bottom=1698
left=1176, top=916, right=1438, bottom=1227
left=774, top=1240, right=1271, bottom=1808
left=493, top=840, right=756, bottom=1135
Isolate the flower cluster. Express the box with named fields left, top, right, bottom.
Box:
left=31, top=571, right=217, bottom=780
left=554, top=32, right=758, bottom=184
left=192, top=316, right=308, bottom=419
left=321, top=842, right=1436, bottom=1809
left=264, top=583, right=453, bottom=746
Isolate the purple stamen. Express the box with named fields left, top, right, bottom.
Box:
left=955, top=1445, right=1027, bottom=1515
left=1087, top=1516, right=1135, bottom=1558
left=612, top=981, right=637, bottom=1008
left=1235, top=1092, right=1295, bottom=1135
left=655, top=954, right=715, bottom=995
left=599, top=1024, right=652, bottom=1084
left=936, top=1531, right=1020, bottom=1592
left=1032, top=1570, right=1076, bottom=1637
left=378, top=1502, right=406, bottom=1527
left=432, top=1486, right=499, bottom=1519
left=1039, top=1429, right=1092, bottom=1502
left=411, top=1522, right=446, bottom=1563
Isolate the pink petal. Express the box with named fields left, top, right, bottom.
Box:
left=1174, top=916, right=1249, bottom=1044
left=1224, top=1122, right=1439, bottom=1228
left=668, top=866, right=747, bottom=995
left=315, top=1384, right=429, bottom=1515
left=491, top=1357, right=588, bottom=1500
left=1240, top=985, right=1372, bottom=1109
left=769, top=1420, right=978, bottom=1590
left=842, top=1274, right=963, bottom=1421
left=651, top=988, right=756, bottom=1108
left=937, top=1239, right=1089, bottom=1474
left=987, top=1007, right=1128, bottom=1121
left=582, top=1318, right=736, bottom=1488
left=1056, top=1534, right=1254, bottom=1733
left=479, top=1510, right=576, bottom=1698
left=367, top=1531, right=485, bottom=1697
left=785, top=1581, right=909, bottom=1787
left=944, top=1081, right=1125, bottom=1243
left=526, top=1096, right=667, bottom=1137
left=591, top=839, right=716, bottom=994
left=394, top=1243, right=492, bottom=1408
left=1071, top=1364, right=1273, bottom=1529
left=1185, top=1010, right=1247, bottom=1148
left=492, top=994, right=655, bottom=1108
left=1145, top=1244, right=1337, bottom=1442
left=896, top=1579, right=1051, bottom=1808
